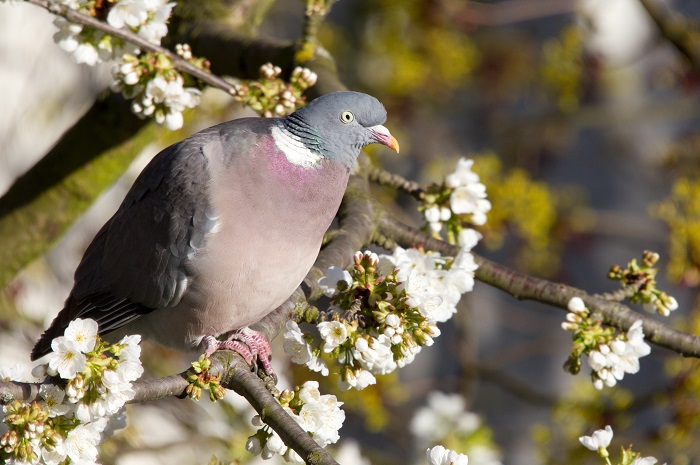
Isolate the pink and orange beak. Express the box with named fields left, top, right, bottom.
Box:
left=368, top=125, right=400, bottom=153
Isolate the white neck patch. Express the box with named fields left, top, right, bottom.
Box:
left=271, top=125, right=323, bottom=168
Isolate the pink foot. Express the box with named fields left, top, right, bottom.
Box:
left=202, top=328, right=274, bottom=375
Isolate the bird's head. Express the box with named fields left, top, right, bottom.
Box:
left=282, top=91, right=399, bottom=168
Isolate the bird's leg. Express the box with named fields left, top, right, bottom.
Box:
left=202, top=328, right=274, bottom=376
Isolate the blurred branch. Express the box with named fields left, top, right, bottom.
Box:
left=639, top=0, right=700, bottom=73
left=466, top=362, right=558, bottom=406
left=377, top=212, right=700, bottom=358
left=451, top=0, right=577, bottom=27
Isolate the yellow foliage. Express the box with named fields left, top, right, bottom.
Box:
left=540, top=25, right=585, bottom=112
left=657, top=300, right=700, bottom=465
left=472, top=153, right=560, bottom=275
left=324, top=0, right=479, bottom=98
left=652, top=177, right=700, bottom=284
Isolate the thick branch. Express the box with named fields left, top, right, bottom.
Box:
left=0, top=97, right=157, bottom=289
left=377, top=212, right=700, bottom=358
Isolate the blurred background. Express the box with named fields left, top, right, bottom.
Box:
left=2, top=0, right=700, bottom=464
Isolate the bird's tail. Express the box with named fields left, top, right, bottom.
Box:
left=30, top=296, right=80, bottom=361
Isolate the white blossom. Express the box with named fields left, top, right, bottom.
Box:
left=630, top=457, right=658, bottom=465
left=107, top=0, right=150, bottom=29
left=443, top=157, right=491, bottom=225
left=118, top=334, right=142, bottom=362
left=588, top=320, right=651, bottom=389
left=318, top=266, right=353, bottom=297
left=39, top=385, right=70, bottom=418
left=338, top=368, right=376, bottom=391
left=353, top=335, right=397, bottom=375
left=293, top=381, right=345, bottom=448
left=317, top=321, right=348, bottom=353
left=42, top=439, right=67, bottom=465
left=427, top=445, right=469, bottom=465
left=64, top=418, right=107, bottom=464
left=246, top=436, right=262, bottom=455
left=48, top=337, right=86, bottom=379
left=64, top=318, right=98, bottom=353
left=411, top=391, right=481, bottom=442
left=579, top=425, right=613, bottom=451
left=568, top=297, right=586, bottom=313
left=0, top=363, right=25, bottom=382
left=73, top=42, right=100, bottom=66
left=445, top=158, right=479, bottom=188
left=385, top=313, right=401, bottom=328
left=425, top=205, right=441, bottom=223
left=264, top=430, right=287, bottom=456
left=644, top=294, right=678, bottom=316
left=283, top=320, right=313, bottom=364
left=138, top=2, right=175, bottom=44
left=458, top=228, right=482, bottom=250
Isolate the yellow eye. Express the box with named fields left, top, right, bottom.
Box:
left=340, top=111, right=354, bottom=124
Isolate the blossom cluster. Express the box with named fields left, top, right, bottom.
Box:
left=234, top=64, right=318, bottom=117
left=284, top=243, right=479, bottom=391
left=608, top=251, right=679, bottom=317
left=562, top=297, right=651, bottom=390
left=411, top=392, right=502, bottom=465
left=245, top=381, right=344, bottom=463
left=53, top=0, right=175, bottom=65
left=41, top=0, right=321, bottom=129
left=50, top=0, right=207, bottom=130
left=421, top=157, right=491, bottom=246
left=579, top=425, right=660, bottom=465
left=112, top=54, right=202, bottom=130
left=0, top=319, right=143, bottom=465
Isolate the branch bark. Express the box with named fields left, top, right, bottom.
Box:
left=377, top=211, right=700, bottom=358
left=0, top=97, right=157, bottom=289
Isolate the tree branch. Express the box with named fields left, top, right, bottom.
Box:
left=0, top=352, right=339, bottom=465
left=377, top=211, right=700, bottom=358
left=367, top=166, right=426, bottom=198
left=638, top=0, right=700, bottom=74
left=0, top=100, right=158, bottom=289
left=27, top=0, right=238, bottom=95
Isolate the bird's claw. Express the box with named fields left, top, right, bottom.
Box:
left=202, top=328, right=275, bottom=379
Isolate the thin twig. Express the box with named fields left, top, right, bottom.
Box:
left=367, top=167, right=426, bottom=198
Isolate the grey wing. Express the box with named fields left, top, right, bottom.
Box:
left=31, top=134, right=219, bottom=360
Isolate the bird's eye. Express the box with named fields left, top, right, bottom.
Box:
left=340, top=111, right=354, bottom=124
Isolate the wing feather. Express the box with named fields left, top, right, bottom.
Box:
left=31, top=128, right=223, bottom=360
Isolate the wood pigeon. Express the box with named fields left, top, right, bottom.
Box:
left=31, top=91, right=399, bottom=373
